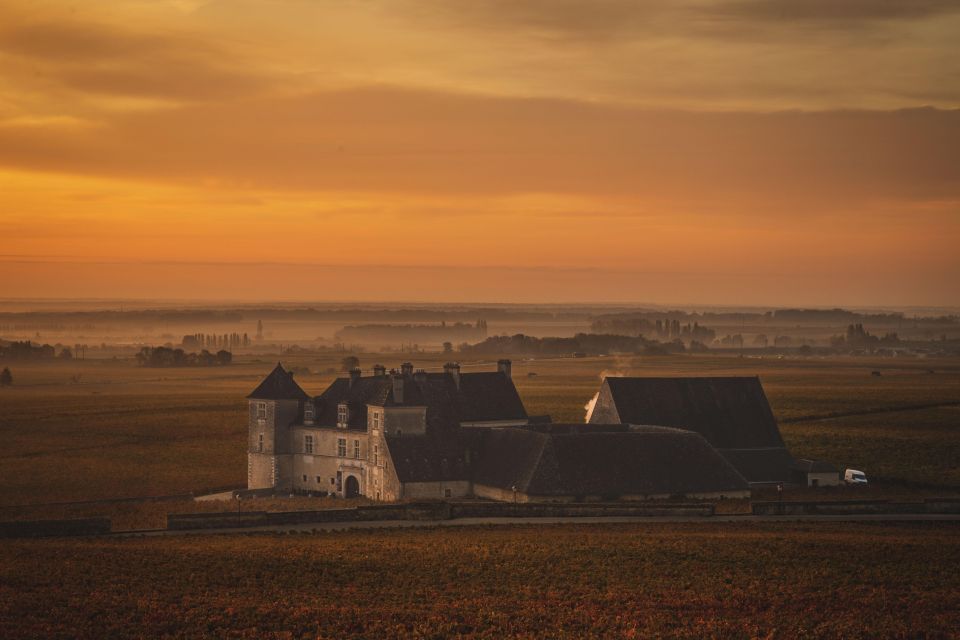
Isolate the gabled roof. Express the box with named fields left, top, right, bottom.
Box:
left=246, top=363, right=310, bottom=401
left=310, top=368, right=527, bottom=431
left=454, top=371, right=527, bottom=422
left=598, top=376, right=785, bottom=449
left=473, top=424, right=749, bottom=497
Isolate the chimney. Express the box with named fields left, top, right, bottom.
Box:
left=401, top=362, right=414, bottom=375
left=444, top=362, right=461, bottom=390
left=373, top=364, right=386, bottom=377
left=414, top=368, right=427, bottom=385
left=391, top=373, right=404, bottom=404
left=497, top=359, right=512, bottom=379
left=349, top=367, right=361, bottom=387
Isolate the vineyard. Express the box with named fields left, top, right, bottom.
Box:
left=1, top=521, right=958, bottom=638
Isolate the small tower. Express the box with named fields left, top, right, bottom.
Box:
left=246, top=363, right=310, bottom=490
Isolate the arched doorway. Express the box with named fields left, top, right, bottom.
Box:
left=344, top=475, right=360, bottom=498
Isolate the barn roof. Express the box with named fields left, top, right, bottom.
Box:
left=246, top=363, right=310, bottom=401
left=599, top=376, right=786, bottom=449
left=473, top=424, right=749, bottom=497
left=595, top=376, right=794, bottom=483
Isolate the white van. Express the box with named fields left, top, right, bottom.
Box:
left=844, top=469, right=868, bottom=485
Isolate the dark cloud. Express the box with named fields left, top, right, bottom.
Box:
left=394, top=0, right=960, bottom=43
left=713, top=0, right=960, bottom=24
left=0, top=18, right=273, bottom=101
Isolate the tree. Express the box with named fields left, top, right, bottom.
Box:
left=443, top=341, right=453, bottom=354
left=341, top=355, right=360, bottom=371
left=0, top=367, right=11, bottom=386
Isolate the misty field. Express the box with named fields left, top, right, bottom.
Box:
left=0, top=353, right=958, bottom=520
left=1, top=522, right=958, bottom=639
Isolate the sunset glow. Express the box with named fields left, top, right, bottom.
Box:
left=1, top=0, right=958, bottom=305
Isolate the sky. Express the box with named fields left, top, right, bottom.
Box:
left=0, top=0, right=958, bottom=307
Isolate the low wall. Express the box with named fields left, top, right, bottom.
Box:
left=751, top=499, right=960, bottom=516
left=167, top=500, right=712, bottom=531
left=449, top=501, right=715, bottom=518
left=0, top=517, right=112, bottom=538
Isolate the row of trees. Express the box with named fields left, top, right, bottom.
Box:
left=459, top=333, right=688, bottom=356
left=135, top=347, right=233, bottom=367
left=182, top=333, right=250, bottom=350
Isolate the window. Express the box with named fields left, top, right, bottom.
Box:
left=337, top=403, right=349, bottom=428
left=316, top=476, right=322, bottom=483
left=304, top=435, right=314, bottom=454
left=304, top=401, right=314, bottom=424
left=444, top=488, right=452, bottom=498
left=302, top=475, right=307, bottom=482
left=330, top=477, right=335, bottom=485
left=337, top=438, right=347, bottom=457
left=373, top=444, right=379, bottom=466
left=256, top=402, right=267, bottom=419
left=353, top=439, right=361, bottom=459
left=372, top=411, right=381, bottom=431
left=258, top=434, right=264, bottom=452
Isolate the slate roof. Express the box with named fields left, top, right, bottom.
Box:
left=472, top=424, right=749, bottom=497
left=385, top=435, right=472, bottom=483
left=246, top=363, right=310, bottom=401
left=309, top=368, right=527, bottom=432
left=717, top=448, right=796, bottom=483
left=599, top=377, right=785, bottom=448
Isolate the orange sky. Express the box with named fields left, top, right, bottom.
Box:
left=0, top=1, right=958, bottom=306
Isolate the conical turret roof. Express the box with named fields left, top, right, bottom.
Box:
left=247, top=363, right=310, bottom=401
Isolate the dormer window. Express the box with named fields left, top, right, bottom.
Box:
left=304, top=401, right=314, bottom=425
left=372, top=410, right=381, bottom=431
left=256, top=402, right=267, bottom=420
left=337, top=403, right=349, bottom=428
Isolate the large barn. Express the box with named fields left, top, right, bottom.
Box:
left=245, top=363, right=753, bottom=501
left=587, top=376, right=797, bottom=484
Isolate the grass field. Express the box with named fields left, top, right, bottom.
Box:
left=1, top=522, right=958, bottom=638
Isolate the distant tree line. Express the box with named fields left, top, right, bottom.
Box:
left=591, top=316, right=716, bottom=341
left=182, top=333, right=250, bottom=350
left=135, top=346, right=233, bottom=367
left=0, top=341, right=79, bottom=360
left=830, top=324, right=900, bottom=349
left=459, top=333, right=687, bottom=356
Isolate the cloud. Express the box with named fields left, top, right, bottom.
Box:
left=394, top=0, right=960, bottom=44
left=0, top=15, right=274, bottom=102
left=713, top=0, right=960, bottom=24
left=0, top=86, right=956, bottom=207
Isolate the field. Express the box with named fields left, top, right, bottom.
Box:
left=1, top=350, right=959, bottom=638
left=1, top=521, right=958, bottom=638
left=0, top=352, right=958, bottom=527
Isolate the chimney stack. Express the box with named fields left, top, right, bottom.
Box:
left=444, top=362, right=461, bottom=389
left=414, top=368, right=427, bottom=385
left=401, top=362, right=414, bottom=375
left=373, top=364, right=386, bottom=377
left=391, top=373, right=404, bottom=404
left=497, top=359, right=512, bottom=379
left=349, top=367, right=361, bottom=387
